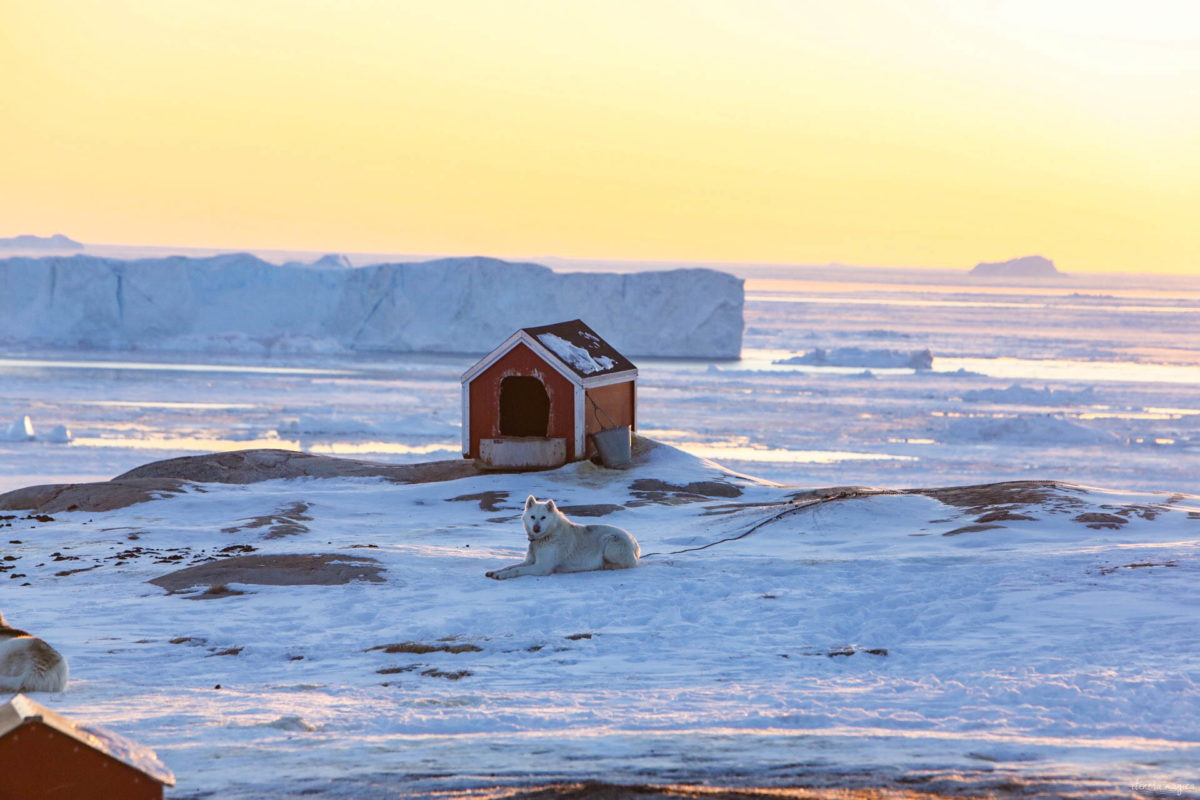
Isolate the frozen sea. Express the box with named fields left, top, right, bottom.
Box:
left=3, top=264, right=1199, bottom=496
left=2, top=262, right=1200, bottom=799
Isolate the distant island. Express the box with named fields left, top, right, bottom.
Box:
left=969, top=255, right=1061, bottom=277
left=0, top=233, right=83, bottom=250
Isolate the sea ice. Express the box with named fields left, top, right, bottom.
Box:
left=775, top=347, right=933, bottom=369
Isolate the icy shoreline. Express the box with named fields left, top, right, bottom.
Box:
left=0, top=253, right=743, bottom=358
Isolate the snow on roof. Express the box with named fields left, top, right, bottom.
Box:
left=522, top=319, right=635, bottom=379
left=0, top=693, right=176, bottom=786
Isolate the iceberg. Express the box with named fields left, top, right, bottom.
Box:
left=0, top=254, right=743, bottom=358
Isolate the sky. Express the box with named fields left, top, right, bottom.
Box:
left=2, top=1, right=1198, bottom=273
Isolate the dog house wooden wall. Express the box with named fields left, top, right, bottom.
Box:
left=0, top=693, right=175, bottom=800
left=461, top=320, right=637, bottom=469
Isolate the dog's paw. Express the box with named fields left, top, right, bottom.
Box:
left=485, top=571, right=499, bottom=580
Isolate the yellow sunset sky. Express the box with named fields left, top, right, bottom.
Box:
left=2, top=0, right=1198, bottom=273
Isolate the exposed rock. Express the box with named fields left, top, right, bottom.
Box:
left=628, top=478, right=742, bottom=505
left=367, top=642, right=482, bottom=654
left=447, top=491, right=510, bottom=512
left=0, top=450, right=483, bottom=513
left=150, top=553, right=386, bottom=594
left=117, top=448, right=480, bottom=485
left=913, top=481, right=1072, bottom=515
left=221, top=502, right=313, bottom=539
left=0, top=478, right=189, bottom=513
left=558, top=504, right=624, bottom=517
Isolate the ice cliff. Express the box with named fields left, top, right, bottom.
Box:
left=0, top=254, right=743, bottom=358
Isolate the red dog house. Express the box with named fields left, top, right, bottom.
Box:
left=0, top=693, right=175, bottom=799
left=461, top=320, right=637, bottom=469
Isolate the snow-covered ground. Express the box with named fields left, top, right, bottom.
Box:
left=2, top=441, right=1198, bottom=798
left=2, top=264, right=1200, bottom=796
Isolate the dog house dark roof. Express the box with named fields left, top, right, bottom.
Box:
left=0, top=693, right=175, bottom=790
left=516, top=319, right=636, bottom=380
left=462, top=319, right=637, bottom=386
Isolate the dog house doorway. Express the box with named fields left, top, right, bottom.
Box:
left=499, top=376, right=550, bottom=437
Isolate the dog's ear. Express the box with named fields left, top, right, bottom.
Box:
left=545, top=499, right=557, bottom=513
left=525, top=495, right=536, bottom=510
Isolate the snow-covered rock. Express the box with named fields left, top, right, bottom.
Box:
left=776, top=347, right=933, bottom=369
left=2, top=415, right=35, bottom=442
left=0, top=254, right=743, bottom=358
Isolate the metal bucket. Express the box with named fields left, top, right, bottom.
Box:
left=591, top=425, right=632, bottom=468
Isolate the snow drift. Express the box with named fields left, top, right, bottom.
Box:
left=0, top=254, right=743, bottom=358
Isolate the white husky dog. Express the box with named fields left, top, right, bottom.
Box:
left=486, top=496, right=640, bottom=580
left=0, top=611, right=69, bottom=692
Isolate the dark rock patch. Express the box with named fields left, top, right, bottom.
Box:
left=222, top=501, right=313, bottom=539
left=447, top=491, right=509, bottom=512
left=0, top=478, right=188, bottom=513
left=421, top=668, right=471, bottom=680
left=1, top=449, right=485, bottom=513
left=975, top=509, right=1037, bottom=524
left=151, top=553, right=385, bottom=594
left=367, top=641, right=482, bottom=654
left=916, top=481, right=1078, bottom=515
left=1107, top=504, right=1160, bottom=521
left=1098, top=561, right=1177, bottom=575
left=53, top=565, right=97, bottom=578
left=629, top=478, right=742, bottom=505
left=117, top=448, right=481, bottom=485
left=1073, top=512, right=1127, bottom=530
left=803, top=647, right=888, bottom=658
left=186, top=584, right=247, bottom=600
left=559, top=504, right=624, bottom=517
left=376, top=665, right=420, bottom=675
left=943, top=524, right=1005, bottom=536
left=207, top=647, right=243, bottom=657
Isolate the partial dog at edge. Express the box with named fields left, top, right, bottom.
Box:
left=0, top=611, right=69, bottom=692
left=486, top=496, right=640, bottom=580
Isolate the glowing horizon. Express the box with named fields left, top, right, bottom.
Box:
left=2, top=1, right=1197, bottom=273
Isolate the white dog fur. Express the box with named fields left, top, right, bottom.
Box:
left=486, top=496, right=640, bottom=580
left=0, top=611, right=69, bottom=693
